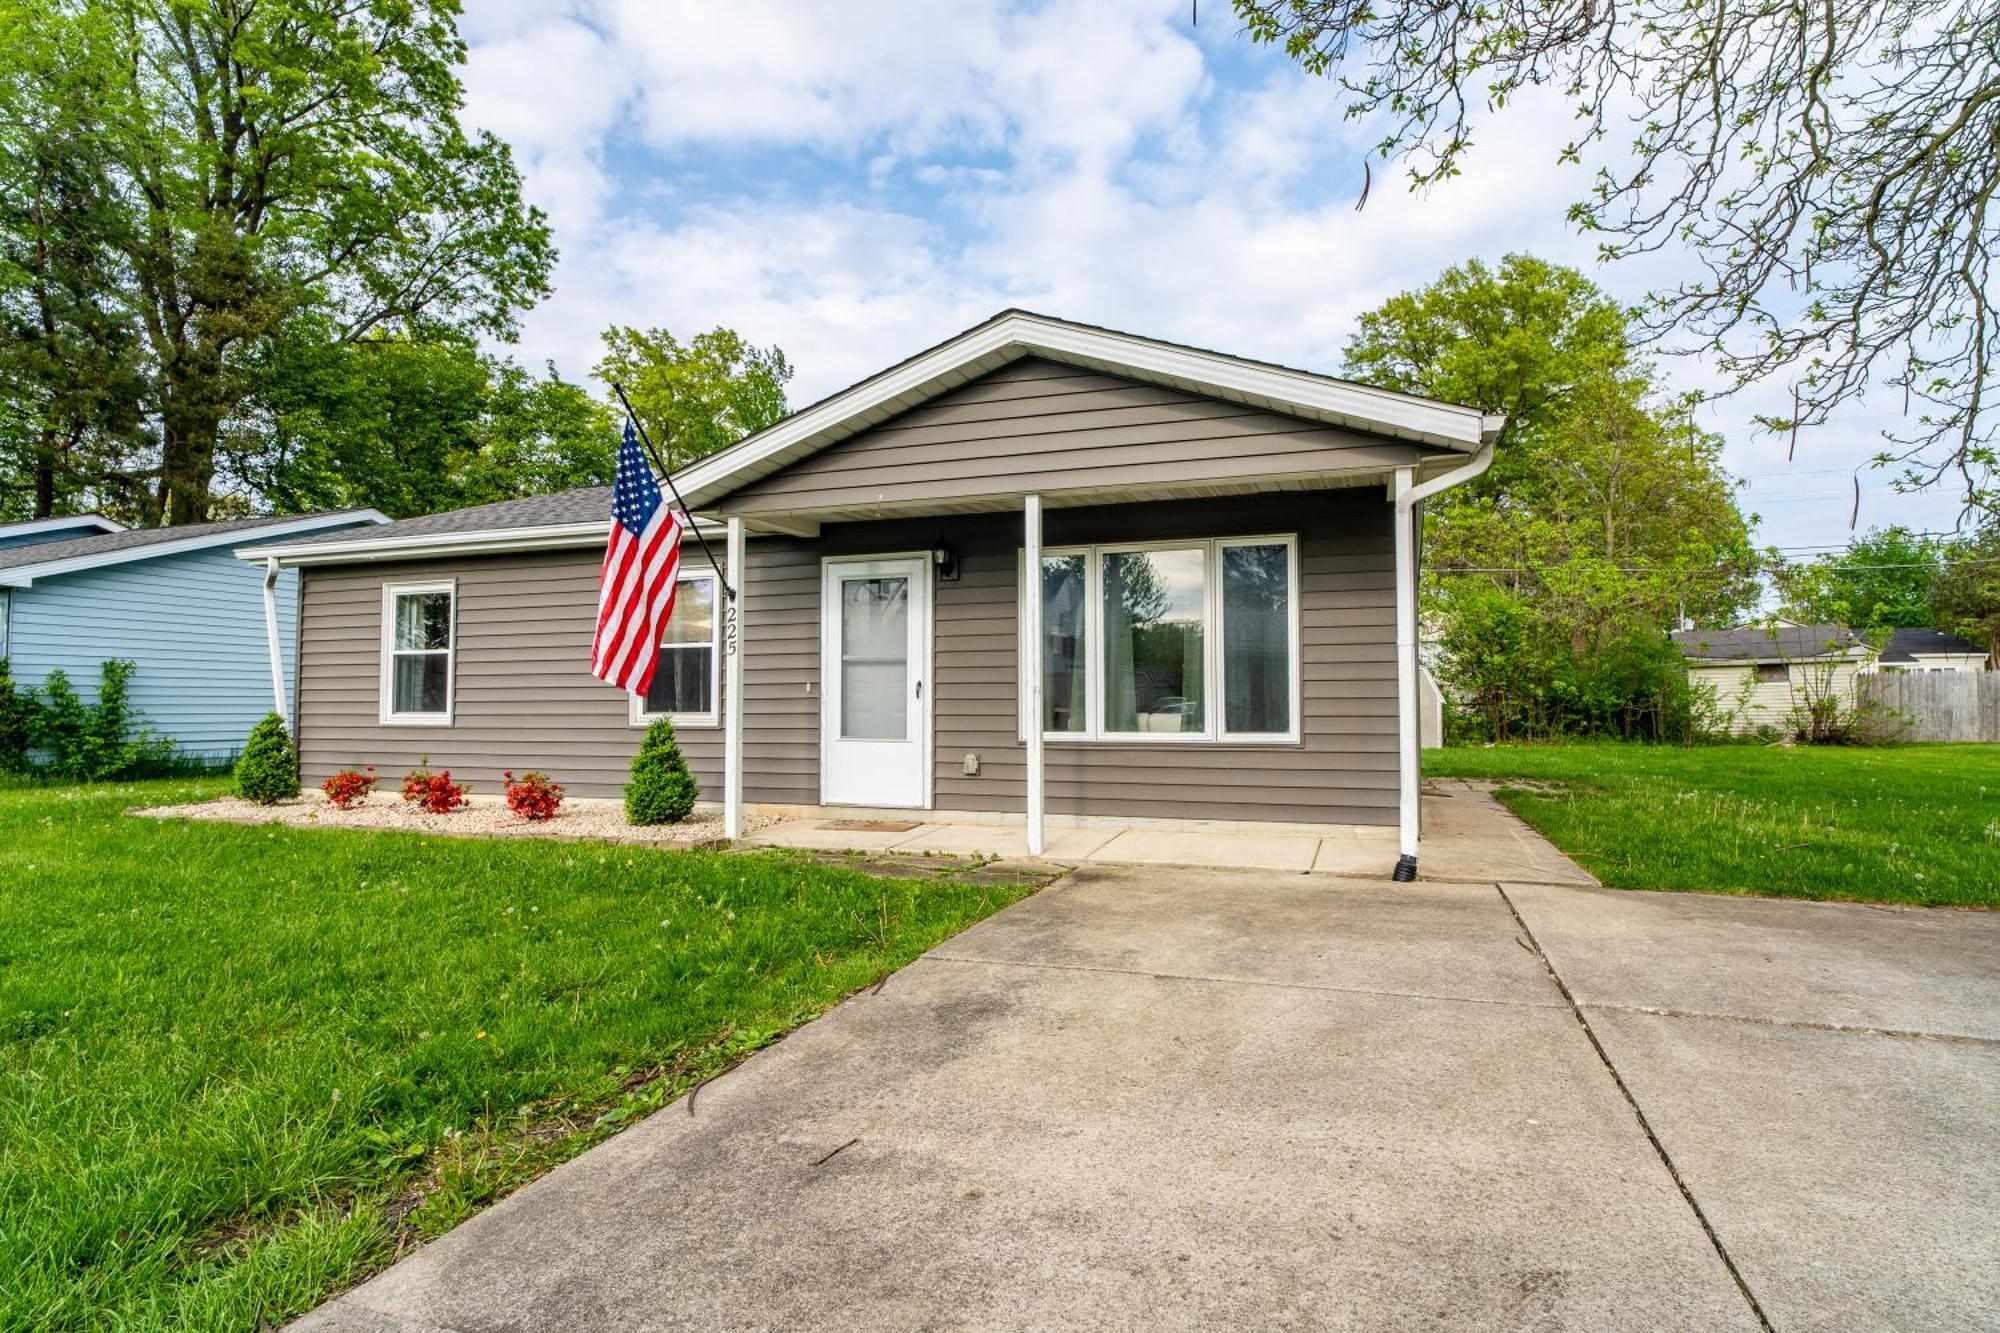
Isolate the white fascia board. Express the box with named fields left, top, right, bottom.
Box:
left=239, top=517, right=725, bottom=567
left=5, top=510, right=387, bottom=587
left=672, top=311, right=1492, bottom=509
left=0, top=514, right=126, bottom=540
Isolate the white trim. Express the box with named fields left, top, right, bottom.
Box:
left=673, top=311, right=1499, bottom=509
left=0, top=511, right=386, bottom=588
left=723, top=517, right=745, bottom=839
left=262, top=558, right=289, bottom=720
left=0, top=588, right=9, bottom=659
left=818, top=552, right=934, bottom=810
left=629, top=570, right=723, bottom=728
left=1016, top=534, right=1303, bottom=746
left=239, top=517, right=726, bottom=567
left=0, top=514, right=124, bottom=540
left=378, top=580, right=457, bottom=726
left=1023, top=495, right=1045, bottom=857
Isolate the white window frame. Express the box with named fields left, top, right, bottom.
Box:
left=630, top=571, right=724, bottom=728
left=379, top=580, right=456, bottom=726
left=1018, top=533, right=1302, bottom=745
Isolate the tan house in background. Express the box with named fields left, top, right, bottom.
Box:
left=239, top=311, right=1504, bottom=877
left=1673, top=622, right=1874, bottom=732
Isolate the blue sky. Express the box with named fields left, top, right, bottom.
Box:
left=457, top=0, right=1959, bottom=555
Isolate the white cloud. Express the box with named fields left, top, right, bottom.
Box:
left=459, top=2, right=1961, bottom=550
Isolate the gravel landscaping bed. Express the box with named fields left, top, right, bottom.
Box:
left=139, top=791, right=771, bottom=847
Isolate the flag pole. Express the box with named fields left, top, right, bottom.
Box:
left=610, top=381, right=737, bottom=603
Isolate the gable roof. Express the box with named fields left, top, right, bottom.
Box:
left=0, top=514, right=126, bottom=548
left=1673, top=624, right=1868, bottom=663
left=674, top=309, right=1505, bottom=511
left=0, top=510, right=386, bottom=587
left=1878, top=627, right=1985, bottom=662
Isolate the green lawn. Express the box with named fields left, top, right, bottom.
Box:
left=0, top=779, right=1038, bottom=1331
left=1425, top=742, right=2000, bottom=907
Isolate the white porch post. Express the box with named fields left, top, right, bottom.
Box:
left=261, top=557, right=289, bottom=723
left=1391, top=469, right=1421, bottom=876
left=1023, top=493, right=1045, bottom=856
left=724, top=516, right=746, bottom=840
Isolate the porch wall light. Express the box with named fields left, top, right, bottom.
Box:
left=931, top=543, right=960, bottom=582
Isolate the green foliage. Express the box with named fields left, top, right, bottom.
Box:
left=1774, top=527, right=1945, bottom=636
left=596, top=326, right=793, bottom=471
left=19, top=658, right=174, bottom=780
left=0, top=658, right=29, bottom=772
left=236, top=713, right=300, bottom=805
left=625, top=718, right=699, bottom=825
left=1436, top=582, right=1702, bottom=743
left=0, top=0, right=555, bottom=524
left=226, top=329, right=617, bottom=519
left=1930, top=521, right=2000, bottom=654
left=0, top=778, right=1036, bottom=1329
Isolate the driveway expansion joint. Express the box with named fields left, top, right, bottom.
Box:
left=921, top=950, right=1566, bottom=1011
left=1495, top=883, right=1777, bottom=1333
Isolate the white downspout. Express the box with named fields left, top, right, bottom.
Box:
left=1391, top=436, right=1497, bottom=881
left=1023, top=494, right=1045, bottom=856
left=261, top=557, right=289, bottom=722
left=724, top=516, right=746, bottom=841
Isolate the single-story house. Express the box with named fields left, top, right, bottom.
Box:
left=1873, top=627, right=1989, bottom=673
left=1, top=509, right=386, bottom=759
left=241, top=311, right=1502, bottom=874
left=1672, top=622, right=1873, bottom=731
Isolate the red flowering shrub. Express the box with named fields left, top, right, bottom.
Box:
left=400, top=766, right=467, bottom=814
left=322, top=766, right=378, bottom=809
left=503, top=769, right=564, bottom=822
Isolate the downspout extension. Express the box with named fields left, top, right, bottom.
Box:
left=1392, top=434, right=1499, bottom=881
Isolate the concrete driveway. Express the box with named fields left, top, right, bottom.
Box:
left=296, top=860, right=2000, bottom=1330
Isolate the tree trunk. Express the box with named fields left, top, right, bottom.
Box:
left=34, top=428, right=57, bottom=518
left=159, top=374, right=220, bottom=525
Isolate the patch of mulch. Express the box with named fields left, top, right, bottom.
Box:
left=136, top=791, right=768, bottom=848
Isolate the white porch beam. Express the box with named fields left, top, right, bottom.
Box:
left=1023, top=493, right=1045, bottom=856
left=1389, top=441, right=1496, bottom=880
left=724, top=516, right=746, bottom=840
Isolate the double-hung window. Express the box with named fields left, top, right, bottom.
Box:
left=632, top=572, right=721, bottom=727
left=381, top=582, right=455, bottom=724
left=1023, top=535, right=1299, bottom=743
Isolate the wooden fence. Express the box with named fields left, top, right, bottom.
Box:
left=1858, top=671, right=2000, bottom=742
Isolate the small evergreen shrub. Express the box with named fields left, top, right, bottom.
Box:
left=236, top=713, right=300, bottom=804
left=502, top=769, right=564, bottom=821
left=322, top=767, right=378, bottom=808
left=625, top=718, right=698, bottom=824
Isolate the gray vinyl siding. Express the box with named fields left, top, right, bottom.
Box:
left=296, top=548, right=725, bottom=799
left=294, top=491, right=1396, bottom=825
left=739, top=490, right=1397, bottom=826
left=720, top=358, right=1432, bottom=515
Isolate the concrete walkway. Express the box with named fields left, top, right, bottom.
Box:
left=293, top=860, right=2000, bottom=1330
left=741, top=781, right=1594, bottom=883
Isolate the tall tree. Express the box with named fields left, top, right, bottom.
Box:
left=1236, top=0, right=2000, bottom=512
left=1774, top=527, right=1947, bottom=635
left=1347, top=256, right=1761, bottom=636
left=0, top=5, right=148, bottom=521
left=595, top=326, right=793, bottom=472
left=0, top=0, right=555, bottom=523
left=1932, top=524, right=2000, bottom=654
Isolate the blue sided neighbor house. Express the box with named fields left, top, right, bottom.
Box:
left=0, top=510, right=386, bottom=761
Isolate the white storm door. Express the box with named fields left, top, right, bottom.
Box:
left=821, top=556, right=930, bottom=808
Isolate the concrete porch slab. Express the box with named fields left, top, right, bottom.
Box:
left=887, top=822, right=1123, bottom=860
left=1083, top=827, right=1322, bottom=872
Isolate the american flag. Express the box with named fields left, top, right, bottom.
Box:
left=590, top=420, right=687, bottom=695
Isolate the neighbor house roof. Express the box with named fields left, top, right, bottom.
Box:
left=1877, top=627, right=1985, bottom=663
left=1673, top=624, right=1869, bottom=663
left=0, top=513, right=126, bottom=546
left=0, top=510, right=386, bottom=587
left=674, top=308, right=1506, bottom=512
